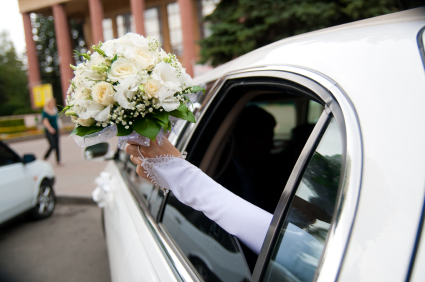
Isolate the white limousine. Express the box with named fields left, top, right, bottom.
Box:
left=87, top=7, right=425, bottom=282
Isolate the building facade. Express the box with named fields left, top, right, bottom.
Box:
left=18, top=0, right=217, bottom=105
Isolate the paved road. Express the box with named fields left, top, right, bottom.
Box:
left=0, top=203, right=111, bottom=282
left=9, top=135, right=118, bottom=198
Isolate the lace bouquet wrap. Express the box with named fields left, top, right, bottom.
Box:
left=62, top=33, right=204, bottom=149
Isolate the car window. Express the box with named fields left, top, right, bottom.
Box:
left=0, top=142, right=21, bottom=167
left=148, top=186, right=165, bottom=220
left=308, top=100, right=324, bottom=124
left=262, top=117, right=342, bottom=282
left=124, top=159, right=155, bottom=204
left=161, top=77, right=326, bottom=281
left=258, top=102, right=296, bottom=141
left=162, top=195, right=252, bottom=282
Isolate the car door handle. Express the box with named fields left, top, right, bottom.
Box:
left=92, top=172, right=112, bottom=207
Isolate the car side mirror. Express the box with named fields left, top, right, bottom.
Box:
left=84, top=142, right=112, bottom=161
left=22, top=154, right=36, bottom=164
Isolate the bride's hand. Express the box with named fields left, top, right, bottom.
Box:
left=125, top=138, right=181, bottom=180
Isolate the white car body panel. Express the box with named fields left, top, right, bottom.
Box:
left=102, top=162, right=178, bottom=282
left=101, top=8, right=425, bottom=281
left=0, top=159, right=55, bottom=224
left=0, top=163, right=33, bottom=217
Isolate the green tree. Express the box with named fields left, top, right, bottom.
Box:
left=0, top=31, right=32, bottom=116
left=199, top=0, right=424, bottom=66
left=32, top=14, right=86, bottom=106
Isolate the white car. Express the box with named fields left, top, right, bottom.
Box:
left=0, top=140, right=56, bottom=224
left=88, top=8, right=425, bottom=282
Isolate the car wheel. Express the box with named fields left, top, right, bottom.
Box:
left=30, top=181, right=56, bottom=219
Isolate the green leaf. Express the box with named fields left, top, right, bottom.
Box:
left=70, top=126, right=103, bottom=137
left=169, top=103, right=196, bottom=123
left=191, top=85, right=205, bottom=94
left=116, top=123, right=133, bottom=136
left=187, top=111, right=196, bottom=123
left=132, top=117, right=162, bottom=141
left=151, top=111, right=170, bottom=129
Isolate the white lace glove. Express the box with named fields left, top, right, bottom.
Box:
left=141, top=156, right=273, bottom=254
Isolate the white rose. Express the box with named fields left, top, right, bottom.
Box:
left=74, top=89, right=91, bottom=100
left=144, top=79, right=161, bottom=99
left=158, top=49, right=168, bottom=61
left=78, top=102, right=105, bottom=119
left=151, top=62, right=181, bottom=91
left=115, top=74, right=144, bottom=101
left=77, top=117, right=95, bottom=127
left=133, top=46, right=157, bottom=70
left=91, top=82, right=115, bottom=106
left=108, top=58, right=140, bottom=82
left=95, top=105, right=111, bottom=122
left=113, top=90, right=133, bottom=109
left=158, top=87, right=180, bottom=112
left=102, top=39, right=134, bottom=59
left=85, top=52, right=109, bottom=69
left=82, top=68, right=105, bottom=81
left=178, top=72, right=193, bottom=88
left=121, top=33, right=149, bottom=48
left=71, top=116, right=78, bottom=124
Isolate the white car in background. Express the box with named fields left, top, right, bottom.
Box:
left=87, top=8, right=425, bottom=282
left=0, top=140, right=56, bottom=224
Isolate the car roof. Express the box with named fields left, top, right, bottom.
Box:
left=193, top=7, right=425, bottom=85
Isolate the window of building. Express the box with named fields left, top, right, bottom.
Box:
left=144, top=7, right=162, bottom=45
left=102, top=18, right=114, bottom=41
left=167, top=2, right=183, bottom=56
left=198, top=0, right=220, bottom=39
left=117, top=13, right=134, bottom=38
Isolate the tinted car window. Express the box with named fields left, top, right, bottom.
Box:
left=162, top=78, right=325, bottom=280
left=125, top=160, right=155, bottom=203
left=163, top=194, right=252, bottom=282
left=262, top=117, right=342, bottom=282
left=0, top=142, right=21, bottom=167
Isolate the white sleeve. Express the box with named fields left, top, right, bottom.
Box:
left=141, top=156, right=273, bottom=254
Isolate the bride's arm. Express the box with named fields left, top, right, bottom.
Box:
left=126, top=140, right=272, bottom=255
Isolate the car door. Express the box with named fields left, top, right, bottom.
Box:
left=102, top=149, right=178, bottom=282
left=104, top=67, right=361, bottom=282
left=0, top=142, right=33, bottom=223
left=148, top=68, right=361, bottom=282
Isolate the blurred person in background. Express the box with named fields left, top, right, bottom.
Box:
left=42, top=97, right=61, bottom=165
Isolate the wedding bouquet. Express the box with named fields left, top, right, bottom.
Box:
left=62, top=33, right=204, bottom=149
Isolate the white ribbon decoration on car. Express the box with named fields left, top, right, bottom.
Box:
left=92, top=172, right=112, bottom=207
